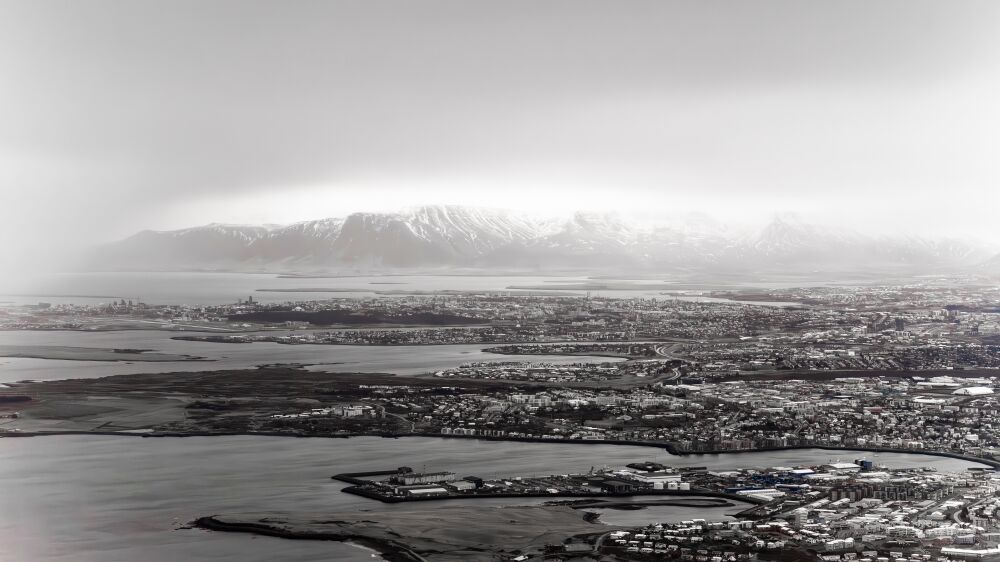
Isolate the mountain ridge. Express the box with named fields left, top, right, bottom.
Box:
left=89, top=205, right=1000, bottom=274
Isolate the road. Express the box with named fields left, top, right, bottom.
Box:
left=386, top=412, right=416, bottom=432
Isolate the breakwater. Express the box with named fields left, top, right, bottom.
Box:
left=331, top=469, right=764, bottom=505
left=193, top=516, right=425, bottom=562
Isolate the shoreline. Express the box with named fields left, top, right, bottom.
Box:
left=341, top=486, right=754, bottom=505
left=193, top=516, right=426, bottom=562
left=170, top=335, right=651, bottom=351
left=0, top=353, right=210, bottom=363
left=7, top=430, right=994, bottom=560
left=2, top=429, right=995, bottom=469
left=331, top=467, right=758, bottom=505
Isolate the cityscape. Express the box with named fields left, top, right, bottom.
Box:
left=4, top=280, right=1000, bottom=560
left=3, top=0, right=1000, bottom=561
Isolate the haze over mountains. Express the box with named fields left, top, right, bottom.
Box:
left=90, top=206, right=1000, bottom=275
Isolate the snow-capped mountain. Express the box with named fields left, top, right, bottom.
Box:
left=89, top=206, right=998, bottom=273
left=487, top=212, right=643, bottom=267
left=981, top=252, right=1000, bottom=273
left=640, top=214, right=742, bottom=268
left=248, top=217, right=346, bottom=264
left=92, top=206, right=549, bottom=269
left=716, top=216, right=995, bottom=271
left=331, top=206, right=545, bottom=266
left=92, top=223, right=276, bottom=269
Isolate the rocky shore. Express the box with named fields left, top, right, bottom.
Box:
left=194, top=515, right=426, bottom=562
left=194, top=504, right=611, bottom=562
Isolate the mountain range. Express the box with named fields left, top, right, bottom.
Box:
left=89, top=206, right=1000, bottom=274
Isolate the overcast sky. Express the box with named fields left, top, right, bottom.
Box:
left=2, top=0, right=999, bottom=270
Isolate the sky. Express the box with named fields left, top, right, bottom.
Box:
left=1, top=0, right=999, bottom=271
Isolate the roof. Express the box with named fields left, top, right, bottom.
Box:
left=953, top=386, right=994, bottom=395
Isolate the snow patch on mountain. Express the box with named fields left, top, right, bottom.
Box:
left=90, top=206, right=1000, bottom=273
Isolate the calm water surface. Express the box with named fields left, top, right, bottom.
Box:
left=0, top=271, right=799, bottom=383
left=0, top=272, right=971, bottom=560
left=0, top=271, right=825, bottom=306
left=1, top=272, right=671, bottom=306
left=0, top=436, right=986, bottom=561
left=0, top=329, right=622, bottom=383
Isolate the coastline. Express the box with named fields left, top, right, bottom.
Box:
left=192, top=503, right=618, bottom=562
left=2, top=429, right=994, bottom=469
left=170, top=335, right=646, bottom=350
left=4, top=427, right=993, bottom=560
left=331, top=466, right=757, bottom=504
left=193, top=516, right=426, bottom=562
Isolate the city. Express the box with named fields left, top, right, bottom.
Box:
left=4, top=283, right=1000, bottom=560
left=3, top=0, right=1000, bottom=560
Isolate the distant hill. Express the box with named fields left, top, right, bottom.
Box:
left=89, top=205, right=999, bottom=274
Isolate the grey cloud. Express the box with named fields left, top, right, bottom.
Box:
left=1, top=0, right=999, bottom=270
